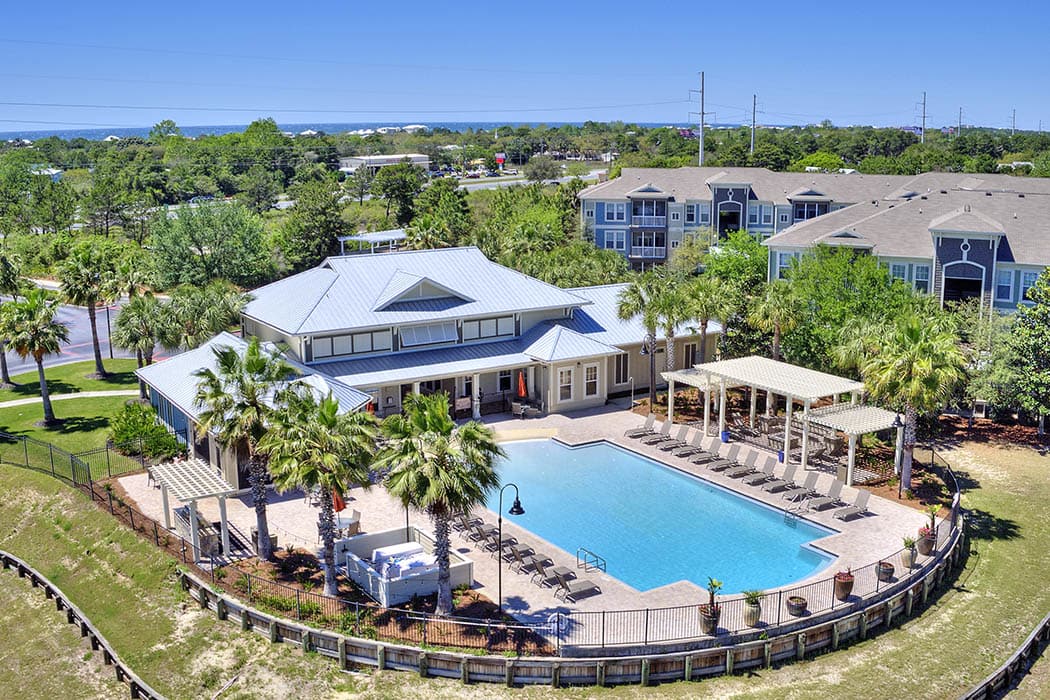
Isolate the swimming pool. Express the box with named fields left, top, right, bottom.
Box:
left=486, top=439, right=835, bottom=594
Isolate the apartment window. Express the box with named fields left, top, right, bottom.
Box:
left=614, top=353, right=629, bottom=385
left=748, top=204, right=760, bottom=225
left=605, top=202, right=626, bottom=222
left=890, top=263, right=907, bottom=281
left=1021, top=271, right=1039, bottom=300
left=462, top=375, right=473, bottom=398
left=776, top=252, right=796, bottom=279
left=683, top=343, right=698, bottom=368
left=779, top=212, right=790, bottom=224
left=313, top=336, right=333, bottom=358
left=462, top=316, right=514, bottom=341
left=670, top=210, right=680, bottom=222
left=762, top=206, right=773, bottom=225
left=995, top=270, right=1014, bottom=301
left=399, top=321, right=458, bottom=347
left=699, top=203, right=711, bottom=225
left=558, top=367, right=573, bottom=402
left=603, top=230, right=626, bottom=251
left=913, top=265, right=931, bottom=293
left=670, top=240, right=680, bottom=249
left=498, top=370, right=512, bottom=392
left=584, top=364, right=599, bottom=397
left=793, top=201, right=829, bottom=221
left=685, top=204, right=696, bottom=224
left=584, top=206, right=594, bottom=218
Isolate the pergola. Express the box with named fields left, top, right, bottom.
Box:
left=152, top=458, right=237, bottom=562
left=662, top=355, right=902, bottom=485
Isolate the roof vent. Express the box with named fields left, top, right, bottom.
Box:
left=871, top=200, right=876, bottom=205
left=964, top=204, right=971, bottom=212
left=918, top=208, right=923, bottom=214
left=920, top=195, right=928, bottom=200
left=985, top=191, right=992, bottom=196
left=940, top=190, right=947, bottom=194
left=1019, top=193, right=1026, bottom=198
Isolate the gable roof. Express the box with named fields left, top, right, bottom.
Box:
left=521, top=324, right=621, bottom=362
left=928, top=207, right=1005, bottom=234
left=244, top=247, right=590, bottom=335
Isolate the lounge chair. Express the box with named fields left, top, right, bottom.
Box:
left=466, top=522, right=498, bottom=544
left=624, top=415, right=656, bottom=439
left=806, top=479, right=845, bottom=511
left=480, top=529, right=517, bottom=556
left=531, top=557, right=573, bottom=588
left=782, top=472, right=820, bottom=502
left=761, top=465, right=799, bottom=492
left=553, top=570, right=602, bottom=602
left=834, top=490, right=871, bottom=520
left=671, top=432, right=706, bottom=457
left=741, top=457, right=779, bottom=485
left=452, top=511, right=482, bottom=532
left=509, top=546, right=549, bottom=573
left=725, top=451, right=761, bottom=478
left=707, top=445, right=743, bottom=471
left=658, top=425, right=691, bottom=451
left=639, top=421, right=674, bottom=445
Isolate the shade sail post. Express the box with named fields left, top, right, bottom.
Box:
left=749, top=385, right=757, bottom=428
left=189, top=499, right=201, bottom=562
left=846, top=434, right=858, bottom=486
left=161, top=484, right=171, bottom=530
left=703, top=375, right=711, bottom=436
left=717, top=377, right=727, bottom=438
left=668, top=378, right=676, bottom=422
left=218, top=497, right=230, bottom=556
left=801, top=399, right=811, bottom=470
left=784, top=396, right=794, bottom=461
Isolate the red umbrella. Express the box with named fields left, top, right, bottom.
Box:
left=517, top=370, right=527, bottom=398
left=332, top=490, right=346, bottom=513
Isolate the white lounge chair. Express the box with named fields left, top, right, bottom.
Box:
left=834, top=490, right=871, bottom=520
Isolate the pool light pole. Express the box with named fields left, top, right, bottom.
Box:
left=497, top=483, right=525, bottom=613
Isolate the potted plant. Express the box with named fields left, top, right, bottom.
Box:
left=833, top=568, right=854, bottom=601
left=698, top=577, right=723, bottom=634
left=901, top=536, right=917, bottom=569
left=917, top=504, right=939, bottom=555
left=877, top=560, right=895, bottom=582
left=742, top=589, right=763, bottom=627
left=786, top=595, right=807, bottom=616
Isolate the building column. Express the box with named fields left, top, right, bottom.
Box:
left=527, top=366, right=535, bottom=402
left=412, top=381, right=421, bottom=395
left=218, top=497, right=230, bottom=556
left=766, top=390, right=774, bottom=416
left=471, top=373, right=481, bottom=419
left=668, top=378, right=676, bottom=422
left=188, top=499, right=201, bottom=562
left=717, top=377, right=727, bottom=439
left=846, top=434, right=858, bottom=486
left=801, top=399, right=811, bottom=470
left=703, top=376, right=711, bottom=436
left=749, top=386, right=757, bottom=428
left=783, top=396, right=794, bottom=462
left=161, top=484, right=171, bottom=530
left=850, top=391, right=858, bottom=405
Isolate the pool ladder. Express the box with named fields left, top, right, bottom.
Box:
left=576, top=547, right=607, bottom=573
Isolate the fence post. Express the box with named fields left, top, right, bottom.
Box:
left=107, top=491, right=114, bottom=515
left=643, top=608, right=649, bottom=646
left=105, top=449, right=112, bottom=479
left=153, top=522, right=159, bottom=546
left=23, top=438, right=29, bottom=468
left=296, top=589, right=302, bottom=620
left=70, top=455, right=78, bottom=485
left=128, top=503, right=135, bottom=530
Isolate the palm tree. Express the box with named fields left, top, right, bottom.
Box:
left=687, top=276, right=730, bottom=363
left=650, top=268, right=691, bottom=371
left=164, top=281, right=248, bottom=350
left=0, top=250, right=24, bottom=388
left=3, top=289, right=70, bottom=425
left=378, top=393, right=503, bottom=616
left=617, top=270, right=662, bottom=407
left=748, top=280, right=802, bottom=361
left=194, top=338, right=294, bottom=561
left=58, top=242, right=115, bottom=378
left=112, top=293, right=170, bottom=398
left=845, top=313, right=965, bottom=497
left=260, top=389, right=377, bottom=596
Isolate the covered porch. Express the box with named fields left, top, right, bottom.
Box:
left=662, top=356, right=903, bottom=486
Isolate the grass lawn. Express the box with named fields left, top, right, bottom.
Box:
left=0, top=395, right=131, bottom=453
left=0, top=436, right=1048, bottom=698
left=0, top=359, right=140, bottom=403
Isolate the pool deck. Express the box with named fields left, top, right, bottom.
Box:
left=118, top=403, right=931, bottom=630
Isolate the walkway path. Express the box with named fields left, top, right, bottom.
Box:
left=0, top=390, right=139, bottom=410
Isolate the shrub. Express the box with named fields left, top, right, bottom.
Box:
left=108, top=403, right=182, bottom=459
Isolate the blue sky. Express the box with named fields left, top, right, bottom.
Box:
left=2, top=1, right=1047, bottom=132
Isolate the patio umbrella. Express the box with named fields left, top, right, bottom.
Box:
left=332, top=489, right=346, bottom=512
left=517, top=370, right=527, bottom=398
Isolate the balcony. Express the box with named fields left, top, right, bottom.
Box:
left=630, top=246, right=667, bottom=259
left=631, top=215, right=666, bottom=227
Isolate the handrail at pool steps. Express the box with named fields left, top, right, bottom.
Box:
left=577, top=547, right=607, bottom=572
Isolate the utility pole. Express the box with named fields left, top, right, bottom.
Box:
left=920, top=91, right=926, bottom=144
left=750, top=94, right=757, bottom=155
left=698, top=71, right=705, bottom=166
left=1012, top=109, right=1016, bottom=135
left=958, top=107, right=962, bottom=138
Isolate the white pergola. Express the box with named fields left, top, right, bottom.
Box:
left=152, top=458, right=237, bottom=561
left=807, top=403, right=904, bottom=485
left=662, top=356, right=897, bottom=484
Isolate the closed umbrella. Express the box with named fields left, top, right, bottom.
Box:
left=517, top=370, right=527, bottom=399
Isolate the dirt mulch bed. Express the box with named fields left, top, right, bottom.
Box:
left=937, top=415, right=1050, bottom=449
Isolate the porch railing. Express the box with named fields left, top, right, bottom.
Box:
left=630, top=246, right=667, bottom=259
left=631, top=215, right=666, bottom=227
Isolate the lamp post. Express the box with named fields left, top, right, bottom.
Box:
left=497, top=483, right=525, bottom=613
left=640, top=333, right=657, bottom=411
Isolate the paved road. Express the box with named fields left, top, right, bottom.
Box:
left=457, top=169, right=603, bottom=192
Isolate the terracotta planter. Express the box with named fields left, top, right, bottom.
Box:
left=917, top=534, right=935, bottom=556
left=834, top=575, right=854, bottom=601
left=877, top=561, right=895, bottom=582
left=902, top=547, right=917, bottom=569
left=786, top=596, right=807, bottom=616
left=698, top=605, right=720, bottom=635
left=744, top=602, right=762, bottom=627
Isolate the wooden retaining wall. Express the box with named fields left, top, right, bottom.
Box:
left=0, top=550, right=165, bottom=700
left=179, top=519, right=968, bottom=687
left=960, top=611, right=1050, bottom=700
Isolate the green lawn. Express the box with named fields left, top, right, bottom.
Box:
left=0, top=437, right=1047, bottom=699
left=0, top=395, right=131, bottom=453
left=0, top=359, right=140, bottom=403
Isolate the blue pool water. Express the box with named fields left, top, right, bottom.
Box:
left=486, top=439, right=835, bottom=593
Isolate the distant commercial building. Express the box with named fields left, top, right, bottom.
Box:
left=338, top=153, right=431, bottom=175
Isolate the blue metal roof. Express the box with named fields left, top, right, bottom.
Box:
left=521, top=324, right=620, bottom=363
left=565, top=284, right=723, bottom=345
left=243, top=247, right=590, bottom=335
